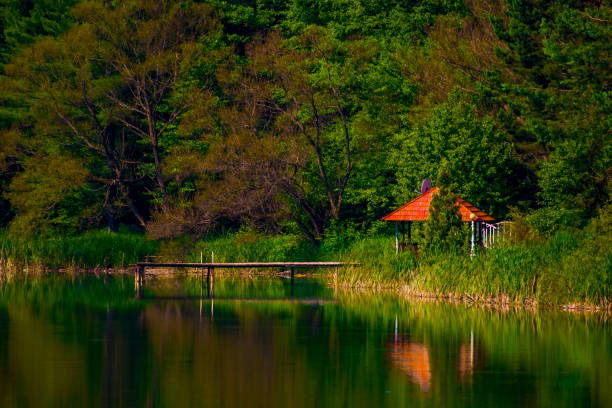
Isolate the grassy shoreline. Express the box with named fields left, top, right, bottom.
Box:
left=1, top=214, right=610, bottom=309
left=0, top=267, right=608, bottom=313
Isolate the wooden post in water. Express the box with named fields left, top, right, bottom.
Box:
left=334, top=266, right=338, bottom=288
left=200, top=252, right=204, bottom=298
left=210, top=267, right=215, bottom=298
left=207, top=267, right=211, bottom=297
left=211, top=251, right=215, bottom=298
left=134, top=261, right=359, bottom=300
left=135, top=264, right=144, bottom=298
left=334, top=266, right=339, bottom=300
left=140, top=265, right=145, bottom=296
left=134, top=265, right=139, bottom=293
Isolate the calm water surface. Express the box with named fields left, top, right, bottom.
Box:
left=0, top=275, right=610, bottom=407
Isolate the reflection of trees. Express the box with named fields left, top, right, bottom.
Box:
left=1, top=283, right=612, bottom=408
left=102, top=307, right=151, bottom=407
left=140, top=300, right=396, bottom=407
left=0, top=306, right=89, bottom=406
left=142, top=301, right=304, bottom=407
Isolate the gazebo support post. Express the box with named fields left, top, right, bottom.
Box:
left=470, top=221, right=475, bottom=258
left=408, top=221, right=414, bottom=250
left=395, top=222, right=399, bottom=255
left=407, top=221, right=412, bottom=243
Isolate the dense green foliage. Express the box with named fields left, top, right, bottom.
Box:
left=0, top=1, right=610, bottom=307
left=162, top=206, right=609, bottom=306
left=0, top=0, right=608, bottom=240
left=422, top=183, right=467, bottom=253
left=394, top=100, right=520, bottom=217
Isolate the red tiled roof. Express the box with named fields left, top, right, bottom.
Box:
left=382, top=187, right=495, bottom=222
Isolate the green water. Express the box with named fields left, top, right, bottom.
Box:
left=0, top=275, right=610, bottom=407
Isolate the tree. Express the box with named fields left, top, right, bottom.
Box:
left=4, top=21, right=152, bottom=231
left=198, top=27, right=396, bottom=242
left=0, top=0, right=80, bottom=228
left=393, top=99, right=521, bottom=218
left=71, top=1, right=221, bottom=207
left=0, top=127, right=19, bottom=226
left=487, top=0, right=611, bottom=221
left=0, top=0, right=79, bottom=64
left=2, top=0, right=222, bottom=234
left=532, top=134, right=611, bottom=232
left=3, top=152, right=91, bottom=235
left=423, top=177, right=466, bottom=253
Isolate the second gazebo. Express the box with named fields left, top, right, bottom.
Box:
left=382, top=186, right=495, bottom=256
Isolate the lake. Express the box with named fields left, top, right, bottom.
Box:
left=0, top=275, right=610, bottom=407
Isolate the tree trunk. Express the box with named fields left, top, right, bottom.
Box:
left=106, top=207, right=118, bottom=233
left=106, top=178, right=119, bottom=232
left=292, top=215, right=320, bottom=246
left=147, top=112, right=167, bottom=206
left=102, top=141, right=147, bottom=230
left=124, top=191, right=147, bottom=228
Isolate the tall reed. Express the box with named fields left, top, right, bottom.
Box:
left=182, top=221, right=610, bottom=307
left=2, top=209, right=609, bottom=307
left=0, top=229, right=159, bottom=269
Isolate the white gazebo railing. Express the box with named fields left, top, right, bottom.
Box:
left=480, top=221, right=512, bottom=249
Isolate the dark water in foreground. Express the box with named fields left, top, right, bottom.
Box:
left=0, top=275, right=610, bottom=407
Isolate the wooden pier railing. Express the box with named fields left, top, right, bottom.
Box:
left=134, top=261, right=359, bottom=298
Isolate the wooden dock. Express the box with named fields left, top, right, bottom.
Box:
left=134, top=261, right=358, bottom=298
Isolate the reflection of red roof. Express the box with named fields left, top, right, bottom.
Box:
left=382, top=187, right=494, bottom=222
left=388, top=341, right=431, bottom=392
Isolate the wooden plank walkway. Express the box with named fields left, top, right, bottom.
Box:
left=134, top=261, right=358, bottom=298
left=137, top=262, right=355, bottom=268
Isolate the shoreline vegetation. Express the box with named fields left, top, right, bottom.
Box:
left=1, top=206, right=610, bottom=311
left=0, top=3, right=610, bottom=313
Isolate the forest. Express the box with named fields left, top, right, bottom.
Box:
left=0, top=1, right=610, bottom=304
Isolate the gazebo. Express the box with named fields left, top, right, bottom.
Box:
left=382, top=185, right=495, bottom=256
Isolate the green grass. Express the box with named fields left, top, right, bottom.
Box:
left=2, top=211, right=610, bottom=307
left=0, top=229, right=159, bottom=269
left=183, top=231, right=317, bottom=263
left=396, top=230, right=608, bottom=307
left=171, top=217, right=611, bottom=307
left=182, top=230, right=417, bottom=281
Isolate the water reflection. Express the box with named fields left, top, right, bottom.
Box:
left=0, top=276, right=610, bottom=407
left=387, top=331, right=485, bottom=392
left=457, top=331, right=484, bottom=382
left=388, top=338, right=432, bottom=392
